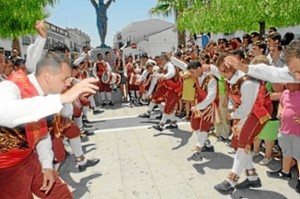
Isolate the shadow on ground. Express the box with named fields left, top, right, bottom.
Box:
left=59, top=153, right=102, bottom=199
left=232, top=189, right=288, bottom=199
left=192, top=152, right=234, bottom=175
left=153, top=128, right=193, bottom=150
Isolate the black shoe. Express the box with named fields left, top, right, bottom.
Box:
left=217, top=136, right=226, bottom=142
left=187, top=152, right=203, bottom=161
left=109, top=101, right=114, bottom=106
left=101, top=103, right=106, bottom=107
left=83, top=130, right=95, bottom=136
left=296, top=180, right=300, bottom=194
left=155, top=114, right=162, bottom=120
left=214, top=180, right=235, bottom=195
left=93, top=109, right=105, bottom=115
left=78, top=158, right=100, bottom=172
left=235, top=178, right=262, bottom=189
left=83, top=123, right=93, bottom=128
left=166, top=124, right=178, bottom=129
left=202, top=145, right=215, bottom=152
left=267, top=170, right=292, bottom=180
left=139, top=113, right=150, bottom=118
left=153, top=124, right=164, bottom=131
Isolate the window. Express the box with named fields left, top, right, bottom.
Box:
left=22, top=36, right=31, bottom=45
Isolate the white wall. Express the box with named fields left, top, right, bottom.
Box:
left=147, top=28, right=177, bottom=57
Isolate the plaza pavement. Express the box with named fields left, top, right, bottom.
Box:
left=58, top=103, right=299, bottom=199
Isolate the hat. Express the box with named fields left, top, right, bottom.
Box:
left=73, top=56, right=85, bottom=66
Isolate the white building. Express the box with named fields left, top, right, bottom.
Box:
left=114, top=19, right=178, bottom=58
left=0, top=21, right=91, bottom=60
left=67, top=28, right=91, bottom=53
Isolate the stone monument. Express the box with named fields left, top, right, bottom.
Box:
left=90, top=0, right=115, bottom=48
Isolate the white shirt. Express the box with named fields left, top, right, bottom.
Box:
left=228, top=70, right=260, bottom=120
left=196, top=74, right=217, bottom=110
left=0, top=73, right=63, bottom=169
left=170, top=56, right=187, bottom=71
left=148, top=66, right=160, bottom=96
left=26, top=35, right=46, bottom=73
left=163, top=62, right=176, bottom=79
left=247, top=64, right=299, bottom=83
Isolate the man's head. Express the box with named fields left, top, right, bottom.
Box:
left=141, top=54, right=148, bottom=65
left=35, top=52, right=72, bottom=94
left=250, top=32, right=260, bottom=43
left=267, top=32, right=282, bottom=47
left=252, top=55, right=270, bottom=65
left=97, top=53, right=103, bottom=61
left=12, top=49, right=19, bottom=57
left=83, top=46, right=89, bottom=53
left=284, top=39, right=300, bottom=80
left=216, top=52, right=236, bottom=80
left=14, top=59, right=26, bottom=73
left=269, top=45, right=282, bottom=61
left=187, top=61, right=203, bottom=78
left=0, top=52, right=5, bottom=62
left=268, top=27, right=277, bottom=34
left=105, top=51, right=110, bottom=60
left=158, top=55, right=169, bottom=67
left=251, top=41, right=267, bottom=56
left=145, top=60, right=156, bottom=73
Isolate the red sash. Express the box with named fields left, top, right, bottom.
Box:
left=0, top=71, right=48, bottom=169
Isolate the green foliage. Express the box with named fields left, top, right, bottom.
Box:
left=177, top=0, right=300, bottom=34
left=0, top=0, right=57, bottom=38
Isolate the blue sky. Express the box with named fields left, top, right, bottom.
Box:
left=47, top=0, right=173, bottom=47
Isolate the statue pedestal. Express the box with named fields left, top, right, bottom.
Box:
left=91, top=48, right=116, bottom=63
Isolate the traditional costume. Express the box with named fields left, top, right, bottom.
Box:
left=215, top=70, right=272, bottom=195
left=0, top=70, right=72, bottom=199
left=153, top=61, right=182, bottom=130
left=96, top=59, right=113, bottom=106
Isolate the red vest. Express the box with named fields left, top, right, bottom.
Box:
left=0, top=71, right=48, bottom=169
left=228, top=76, right=272, bottom=124
left=96, top=62, right=107, bottom=77
left=195, top=75, right=219, bottom=106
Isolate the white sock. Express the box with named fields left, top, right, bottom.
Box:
left=100, top=92, right=105, bottom=102
left=54, top=163, right=61, bottom=171
left=246, top=154, right=258, bottom=181
left=69, top=137, right=87, bottom=166
left=158, top=103, right=164, bottom=112
left=135, top=91, right=140, bottom=98
left=231, top=148, right=249, bottom=176
left=149, top=102, right=156, bottom=111
left=161, top=113, right=170, bottom=125
left=106, top=92, right=112, bottom=102
left=197, top=131, right=208, bottom=148
left=73, top=116, right=83, bottom=129
left=88, top=95, right=96, bottom=109
left=130, top=91, right=135, bottom=100
left=170, top=112, right=177, bottom=123
left=82, top=106, right=89, bottom=117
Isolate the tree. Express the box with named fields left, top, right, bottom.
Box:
left=149, top=0, right=193, bottom=46
left=0, top=0, right=57, bottom=38
left=177, top=0, right=300, bottom=35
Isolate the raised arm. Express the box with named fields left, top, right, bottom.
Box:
left=105, top=0, right=114, bottom=9
left=90, top=0, right=98, bottom=9
left=26, top=20, right=47, bottom=73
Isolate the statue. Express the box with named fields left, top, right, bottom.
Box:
left=90, top=0, right=115, bottom=48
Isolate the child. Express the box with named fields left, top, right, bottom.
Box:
left=268, top=83, right=300, bottom=194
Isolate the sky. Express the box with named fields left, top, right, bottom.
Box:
left=47, top=0, right=173, bottom=48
